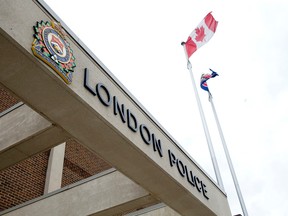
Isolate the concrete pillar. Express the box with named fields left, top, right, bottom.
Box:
left=44, top=143, right=66, bottom=194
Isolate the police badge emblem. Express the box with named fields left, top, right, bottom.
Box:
left=32, top=21, right=76, bottom=84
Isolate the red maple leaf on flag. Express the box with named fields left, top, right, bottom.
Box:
left=195, top=26, right=206, bottom=42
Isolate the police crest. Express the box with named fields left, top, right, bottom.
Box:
left=32, top=21, right=76, bottom=84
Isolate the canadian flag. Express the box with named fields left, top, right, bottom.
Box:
left=184, top=12, right=218, bottom=58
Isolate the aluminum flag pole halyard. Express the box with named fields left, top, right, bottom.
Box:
left=208, top=94, right=249, bottom=216
left=181, top=43, right=224, bottom=190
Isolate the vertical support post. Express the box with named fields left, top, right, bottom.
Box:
left=44, top=142, right=66, bottom=194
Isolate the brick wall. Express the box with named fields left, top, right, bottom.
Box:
left=0, top=87, right=113, bottom=211
left=0, top=140, right=113, bottom=212
left=0, top=87, right=21, bottom=113
left=0, top=151, right=49, bottom=211
left=62, top=139, right=112, bottom=187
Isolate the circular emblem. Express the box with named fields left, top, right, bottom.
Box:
left=32, top=21, right=76, bottom=84
left=42, top=27, right=70, bottom=63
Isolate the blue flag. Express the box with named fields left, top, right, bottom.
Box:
left=200, top=69, right=219, bottom=92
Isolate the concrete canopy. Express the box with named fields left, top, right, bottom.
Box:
left=0, top=1, right=231, bottom=215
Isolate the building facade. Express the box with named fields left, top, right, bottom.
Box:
left=0, top=1, right=232, bottom=215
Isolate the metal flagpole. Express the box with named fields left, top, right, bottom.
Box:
left=181, top=43, right=224, bottom=190
left=208, top=93, right=249, bottom=216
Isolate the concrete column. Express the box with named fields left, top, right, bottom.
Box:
left=44, top=143, right=66, bottom=194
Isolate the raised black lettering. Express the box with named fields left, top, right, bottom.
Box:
left=127, top=109, right=138, bottom=132
left=140, top=124, right=151, bottom=144
left=201, top=182, right=209, bottom=200
left=176, top=159, right=186, bottom=177
left=151, top=133, right=163, bottom=157
left=194, top=176, right=202, bottom=193
left=185, top=165, right=195, bottom=187
left=168, top=150, right=176, bottom=167
left=84, top=68, right=96, bottom=96
left=113, top=96, right=126, bottom=123
left=96, top=83, right=111, bottom=106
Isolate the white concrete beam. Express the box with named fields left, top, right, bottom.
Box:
left=0, top=104, right=69, bottom=170
left=0, top=104, right=51, bottom=152
left=124, top=203, right=180, bottom=216
left=1, top=170, right=158, bottom=216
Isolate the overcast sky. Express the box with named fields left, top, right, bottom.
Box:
left=44, top=0, right=288, bottom=215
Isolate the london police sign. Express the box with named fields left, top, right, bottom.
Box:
left=84, top=68, right=209, bottom=199
left=30, top=19, right=209, bottom=200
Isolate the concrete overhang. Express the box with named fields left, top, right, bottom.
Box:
left=0, top=0, right=231, bottom=215
left=0, top=103, right=69, bottom=170
left=0, top=169, right=159, bottom=216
